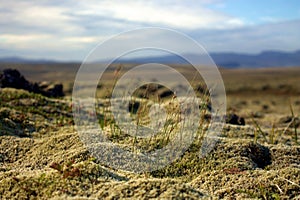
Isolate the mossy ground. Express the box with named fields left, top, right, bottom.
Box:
left=0, top=85, right=300, bottom=199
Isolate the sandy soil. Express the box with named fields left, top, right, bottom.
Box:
left=0, top=66, right=300, bottom=199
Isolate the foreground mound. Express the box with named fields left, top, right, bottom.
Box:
left=0, top=88, right=299, bottom=199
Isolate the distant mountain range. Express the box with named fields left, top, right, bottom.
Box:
left=1, top=50, right=300, bottom=68
left=210, top=50, right=300, bottom=68
left=0, top=56, right=59, bottom=64
left=116, top=50, right=300, bottom=68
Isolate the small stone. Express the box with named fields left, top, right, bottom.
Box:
left=226, top=113, right=245, bottom=126
left=43, top=83, right=64, bottom=97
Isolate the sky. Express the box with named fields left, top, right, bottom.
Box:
left=0, top=0, right=300, bottom=61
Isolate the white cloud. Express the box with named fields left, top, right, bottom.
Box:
left=190, top=20, right=300, bottom=53
left=0, top=33, right=105, bottom=55
left=63, top=36, right=99, bottom=44
left=0, top=34, right=53, bottom=49
left=0, top=0, right=246, bottom=60
left=260, top=16, right=282, bottom=23
left=0, top=1, right=81, bottom=34
left=0, top=0, right=298, bottom=60
left=75, top=0, right=244, bottom=30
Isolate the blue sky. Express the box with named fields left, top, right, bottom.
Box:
left=208, top=0, right=300, bottom=24
left=0, top=0, right=299, bottom=61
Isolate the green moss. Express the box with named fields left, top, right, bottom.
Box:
left=0, top=88, right=300, bottom=199
left=0, top=88, right=73, bottom=137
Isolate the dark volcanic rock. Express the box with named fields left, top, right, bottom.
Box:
left=159, top=89, right=174, bottom=99
left=226, top=113, right=245, bottom=126
left=128, top=101, right=140, bottom=114
left=41, top=83, right=64, bottom=98
left=279, top=116, right=300, bottom=127
left=0, top=69, right=31, bottom=90
left=240, top=142, right=272, bottom=169
left=0, top=69, right=64, bottom=97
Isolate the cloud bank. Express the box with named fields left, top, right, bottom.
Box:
left=0, top=0, right=299, bottom=60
